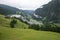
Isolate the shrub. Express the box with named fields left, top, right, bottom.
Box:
left=29, top=24, right=40, bottom=30
left=10, top=19, right=17, bottom=28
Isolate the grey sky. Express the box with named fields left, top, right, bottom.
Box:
left=0, top=0, right=51, bottom=10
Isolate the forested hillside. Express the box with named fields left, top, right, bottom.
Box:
left=35, top=0, right=60, bottom=23
left=0, top=4, right=21, bottom=15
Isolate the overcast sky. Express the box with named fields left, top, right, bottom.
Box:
left=0, top=0, right=51, bottom=10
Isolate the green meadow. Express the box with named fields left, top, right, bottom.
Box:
left=0, top=27, right=60, bottom=40
left=0, top=15, right=60, bottom=40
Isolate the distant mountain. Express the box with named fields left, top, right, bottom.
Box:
left=35, top=0, right=60, bottom=23
left=22, top=10, right=34, bottom=18
left=0, top=4, right=35, bottom=22
left=0, top=4, right=40, bottom=25
left=0, top=4, right=34, bottom=16
left=0, top=4, right=21, bottom=15
left=23, top=10, right=34, bottom=15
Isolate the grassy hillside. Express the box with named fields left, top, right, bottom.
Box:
left=0, top=27, right=60, bottom=40
left=0, top=14, right=60, bottom=40
left=0, top=14, right=29, bottom=29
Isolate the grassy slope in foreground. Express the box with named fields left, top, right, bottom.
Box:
left=0, top=15, right=28, bottom=29
left=0, top=27, right=60, bottom=40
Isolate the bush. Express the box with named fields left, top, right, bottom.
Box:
left=10, top=19, right=17, bottom=28
left=29, top=24, right=40, bottom=30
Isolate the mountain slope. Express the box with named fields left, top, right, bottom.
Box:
left=0, top=4, right=21, bottom=15
left=0, top=4, right=34, bottom=16
left=0, top=14, right=60, bottom=40
left=35, top=0, right=60, bottom=23
left=0, top=14, right=29, bottom=28
left=0, top=4, right=34, bottom=21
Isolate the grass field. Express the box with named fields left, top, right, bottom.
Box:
left=0, top=27, right=60, bottom=40
left=0, top=14, right=60, bottom=40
